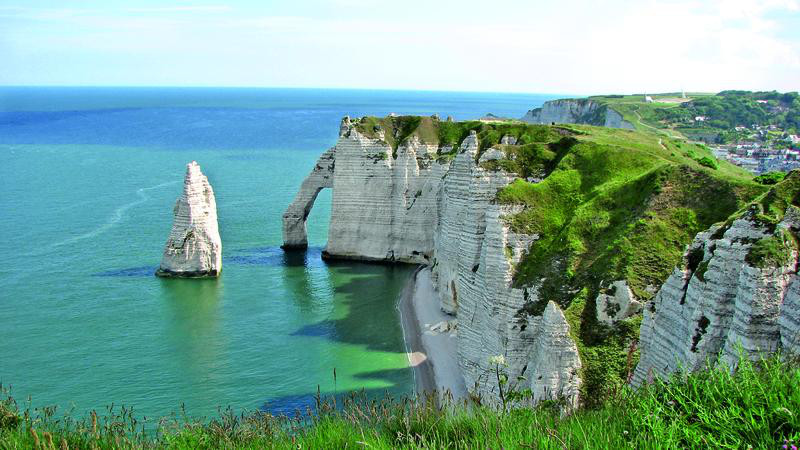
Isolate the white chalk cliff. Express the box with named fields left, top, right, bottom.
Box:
left=633, top=205, right=800, bottom=385
left=521, top=99, right=634, bottom=130
left=156, top=161, right=222, bottom=278
left=283, top=117, right=582, bottom=406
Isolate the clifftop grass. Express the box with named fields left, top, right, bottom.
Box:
left=353, top=115, right=562, bottom=161
left=1, top=355, right=797, bottom=448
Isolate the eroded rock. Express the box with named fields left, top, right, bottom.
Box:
left=156, top=161, right=221, bottom=278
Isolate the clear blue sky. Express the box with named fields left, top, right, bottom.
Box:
left=1, top=0, right=798, bottom=94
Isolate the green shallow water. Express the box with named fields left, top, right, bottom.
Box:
left=0, top=144, right=414, bottom=418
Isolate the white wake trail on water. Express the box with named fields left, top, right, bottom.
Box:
left=26, top=180, right=180, bottom=256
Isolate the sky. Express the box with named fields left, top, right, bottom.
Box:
left=0, top=0, right=798, bottom=95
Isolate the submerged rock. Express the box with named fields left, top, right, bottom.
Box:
left=156, top=161, right=222, bottom=278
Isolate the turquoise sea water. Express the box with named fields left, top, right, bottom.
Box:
left=0, top=87, right=554, bottom=420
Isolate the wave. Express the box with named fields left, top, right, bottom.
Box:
left=24, top=180, right=179, bottom=256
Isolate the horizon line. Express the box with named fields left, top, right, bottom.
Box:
left=0, top=83, right=600, bottom=98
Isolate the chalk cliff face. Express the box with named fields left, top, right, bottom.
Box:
left=283, top=117, right=445, bottom=263
left=283, top=117, right=583, bottom=405
left=156, top=161, right=222, bottom=278
left=633, top=205, right=800, bottom=384
left=521, top=99, right=635, bottom=130
left=282, top=148, right=335, bottom=249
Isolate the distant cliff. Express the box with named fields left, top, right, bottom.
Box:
left=521, top=99, right=635, bottom=129
left=283, top=115, right=769, bottom=406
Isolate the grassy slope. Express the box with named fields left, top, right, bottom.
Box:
left=587, top=94, right=714, bottom=137
left=352, top=115, right=562, bottom=161
left=493, top=123, right=764, bottom=404
left=2, top=355, right=798, bottom=448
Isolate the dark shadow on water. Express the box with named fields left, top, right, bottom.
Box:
left=286, top=260, right=415, bottom=353
left=350, top=367, right=411, bottom=385
left=259, top=374, right=412, bottom=417
left=91, top=246, right=324, bottom=277
left=93, top=266, right=156, bottom=277
left=222, top=246, right=325, bottom=268
left=290, top=321, right=337, bottom=338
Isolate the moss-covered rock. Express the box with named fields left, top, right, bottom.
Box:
left=745, top=229, right=797, bottom=268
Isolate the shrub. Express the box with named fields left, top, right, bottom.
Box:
left=697, top=156, right=719, bottom=170
left=755, top=171, right=787, bottom=185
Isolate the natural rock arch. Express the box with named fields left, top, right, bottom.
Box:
left=281, top=148, right=335, bottom=249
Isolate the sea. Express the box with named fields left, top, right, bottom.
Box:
left=0, top=87, right=556, bottom=420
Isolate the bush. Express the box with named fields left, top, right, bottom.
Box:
left=0, top=397, right=20, bottom=431
left=745, top=230, right=796, bottom=268
left=755, top=171, right=787, bottom=185
left=697, top=156, right=719, bottom=170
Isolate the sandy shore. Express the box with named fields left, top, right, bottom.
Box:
left=398, top=266, right=467, bottom=401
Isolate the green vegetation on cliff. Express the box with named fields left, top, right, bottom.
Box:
left=491, top=123, right=764, bottom=404
left=2, top=355, right=797, bottom=448
left=353, top=115, right=562, bottom=161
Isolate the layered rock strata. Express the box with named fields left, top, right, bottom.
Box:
left=527, top=302, right=582, bottom=410
left=156, top=161, right=222, bottom=278
left=283, top=117, right=446, bottom=263
left=521, top=99, right=634, bottom=129
left=282, top=148, right=335, bottom=249
left=283, top=117, right=583, bottom=405
left=633, top=207, right=800, bottom=385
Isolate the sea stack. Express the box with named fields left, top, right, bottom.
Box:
left=156, top=161, right=222, bottom=278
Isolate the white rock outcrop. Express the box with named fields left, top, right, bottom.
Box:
left=633, top=208, right=800, bottom=385
left=527, top=302, right=582, bottom=410
left=521, top=99, right=635, bottom=130
left=595, top=280, right=642, bottom=325
left=282, top=147, right=335, bottom=249
left=283, top=117, right=584, bottom=405
left=156, top=161, right=222, bottom=278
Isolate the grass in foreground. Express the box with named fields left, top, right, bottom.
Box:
left=1, top=355, right=798, bottom=448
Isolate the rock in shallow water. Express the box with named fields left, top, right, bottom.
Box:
left=156, top=161, right=222, bottom=278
